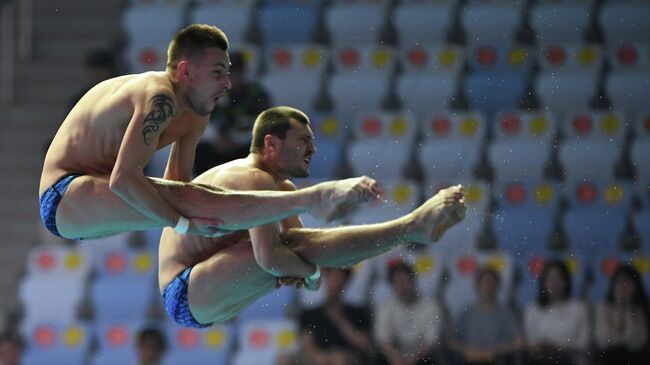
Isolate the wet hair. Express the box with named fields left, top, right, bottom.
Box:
left=250, top=106, right=310, bottom=154
left=537, top=260, right=572, bottom=307
left=475, top=266, right=501, bottom=288
left=136, top=327, right=167, bottom=352
left=387, top=260, right=416, bottom=282
left=166, top=24, right=229, bottom=71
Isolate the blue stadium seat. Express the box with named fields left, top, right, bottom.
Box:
left=464, top=72, right=528, bottom=119
left=162, top=322, right=234, bottom=365
left=307, top=113, right=347, bottom=179
left=237, top=286, right=296, bottom=322
left=461, top=1, right=524, bottom=45
left=394, top=0, right=456, bottom=45
left=258, top=3, right=321, bottom=45
left=538, top=43, right=604, bottom=77
left=189, top=1, right=254, bottom=46
left=600, top=1, right=650, bottom=46
left=324, top=1, right=389, bottom=46
left=21, top=321, right=90, bottom=365
left=92, top=321, right=145, bottom=365
left=397, top=73, right=457, bottom=117
left=491, top=180, right=561, bottom=254
left=489, top=111, right=556, bottom=180
left=535, top=72, right=597, bottom=117
left=563, top=180, right=633, bottom=260
left=606, top=71, right=650, bottom=119
left=531, top=1, right=595, bottom=43
left=399, top=44, right=464, bottom=76
left=232, top=319, right=299, bottom=365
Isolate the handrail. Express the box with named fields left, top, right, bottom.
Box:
left=0, top=0, right=33, bottom=106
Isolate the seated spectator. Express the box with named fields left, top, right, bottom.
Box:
left=594, top=265, right=650, bottom=365
left=448, top=266, right=522, bottom=365
left=135, top=327, right=167, bottom=365
left=194, top=51, right=270, bottom=175
left=298, top=268, right=373, bottom=365
left=523, top=260, right=590, bottom=365
left=375, top=260, right=445, bottom=365
left=0, top=331, right=23, bottom=365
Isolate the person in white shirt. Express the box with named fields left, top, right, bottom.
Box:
left=594, top=265, right=650, bottom=365
left=375, top=260, right=445, bottom=365
left=523, top=260, right=590, bottom=365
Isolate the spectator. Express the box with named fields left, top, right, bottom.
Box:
left=0, top=332, right=23, bottom=365
left=194, top=51, right=270, bottom=175
left=448, top=267, right=522, bottom=365
left=68, top=48, right=117, bottom=110
left=375, top=260, right=445, bottom=365
left=523, top=260, right=590, bottom=365
left=135, top=327, right=167, bottom=365
left=298, top=268, right=373, bottom=365
left=594, top=265, right=650, bottom=365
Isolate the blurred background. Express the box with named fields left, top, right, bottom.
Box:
left=0, top=0, right=649, bottom=364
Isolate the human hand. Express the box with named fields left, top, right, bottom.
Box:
left=275, top=277, right=306, bottom=289
left=187, top=217, right=226, bottom=237
left=313, top=176, right=383, bottom=221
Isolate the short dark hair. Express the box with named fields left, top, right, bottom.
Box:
left=136, top=327, right=167, bottom=351
left=0, top=331, right=24, bottom=350
left=167, top=24, right=229, bottom=70
left=250, top=106, right=310, bottom=153
left=387, top=260, right=416, bottom=282
left=537, top=260, right=572, bottom=307
left=606, top=265, right=648, bottom=305
left=475, top=266, right=501, bottom=288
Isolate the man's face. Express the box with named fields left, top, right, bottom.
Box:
left=0, top=341, right=21, bottom=365
left=275, top=120, right=316, bottom=178
left=186, top=47, right=232, bottom=116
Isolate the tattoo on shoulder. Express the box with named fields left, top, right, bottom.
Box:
left=142, top=94, right=175, bottom=145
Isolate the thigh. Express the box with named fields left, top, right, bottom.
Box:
left=56, top=175, right=159, bottom=239
left=187, top=241, right=277, bottom=324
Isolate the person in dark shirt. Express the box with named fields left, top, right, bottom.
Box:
left=194, top=51, right=270, bottom=175
left=299, top=268, right=373, bottom=365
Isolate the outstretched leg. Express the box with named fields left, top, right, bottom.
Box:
left=55, top=175, right=375, bottom=239
left=187, top=186, right=465, bottom=324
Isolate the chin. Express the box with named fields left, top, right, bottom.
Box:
left=293, top=168, right=309, bottom=179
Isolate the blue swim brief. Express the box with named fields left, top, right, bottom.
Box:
left=39, top=173, right=82, bottom=238
left=162, top=267, right=212, bottom=328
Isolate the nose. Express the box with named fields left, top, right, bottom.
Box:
left=222, top=76, right=232, bottom=91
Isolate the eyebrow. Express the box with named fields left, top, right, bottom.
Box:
left=212, top=62, right=230, bottom=70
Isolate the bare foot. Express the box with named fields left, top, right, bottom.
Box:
left=312, top=176, right=383, bottom=221
left=409, top=185, right=467, bottom=243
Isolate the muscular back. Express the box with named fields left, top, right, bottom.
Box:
left=39, top=71, right=205, bottom=195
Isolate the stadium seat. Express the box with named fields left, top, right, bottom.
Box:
left=531, top=1, right=595, bottom=43
left=600, top=1, right=650, bottom=46
left=606, top=71, right=650, bottom=119
left=162, top=322, right=234, bottom=365
left=21, top=321, right=90, bottom=365
left=491, top=180, right=561, bottom=253
left=92, top=321, right=145, bottom=365
left=606, top=43, right=650, bottom=72
left=347, top=178, right=421, bottom=225
left=489, top=111, right=556, bottom=180
left=237, top=286, right=296, bottom=322
left=563, top=179, right=633, bottom=260
left=347, top=112, right=417, bottom=178
left=307, top=113, right=347, bottom=179
left=394, top=0, right=455, bottom=45
left=324, top=1, right=389, bottom=46
left=461, top=1, right=524, bottom=45
left=467, top=43, right=532, bottom=75
left=464, top=72, right=528, bottom=118
left=399, top=44, right=464, bottom=76
left=418, top=111, right=486, bottom=182
left=258, top=2, right=321, bottom=45
left=189, top=1, right=254, bottom=46
left=535, top=72, right=597, bottom=117
left=397, top=73, right=458, bottom=117
left=538, top=43, right=604, bottom=76
left=590, top=251, right=650, bottom=301
left=232, top=319, right=299, bottom=365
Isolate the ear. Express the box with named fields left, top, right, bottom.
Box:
left=177, top=60, right=191, bottom=80
left=263, top=134, right=277, bottom=152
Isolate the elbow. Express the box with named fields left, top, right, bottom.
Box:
left=108, top=169, right=130, bottom=195
left=255, top=250, right=282, bottom=277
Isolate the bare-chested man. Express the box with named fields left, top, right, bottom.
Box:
left=159, top=106, right=466, bottom=328
left=38, top=24, right=377, bottom=240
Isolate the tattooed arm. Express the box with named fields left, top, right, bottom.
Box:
left=109, top=92, right=183, bottom=227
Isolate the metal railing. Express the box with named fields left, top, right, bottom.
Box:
left=0, top=0, right=32, bottom=106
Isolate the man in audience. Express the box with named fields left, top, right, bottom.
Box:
left=448, top=266, right=522, bottom=365
left=135, top=327, right=167, bottom=365
left=0, top=332, right=23, bottom=365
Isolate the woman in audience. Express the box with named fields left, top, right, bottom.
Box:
left=375, top=260, right=446, bottom=365
left=448, top=267, right=522, bottom=365
left=523, top=260, right=590, bottom=365
left=594, top=265, right=650, bottom=365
